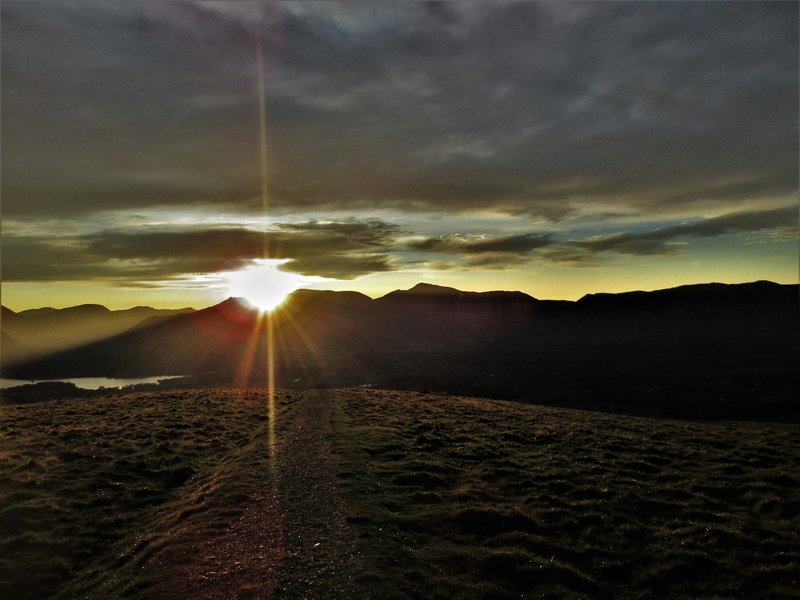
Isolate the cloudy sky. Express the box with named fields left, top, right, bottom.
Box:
left=1, top=1, right=797, bottom=309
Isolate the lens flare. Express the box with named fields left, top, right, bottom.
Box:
left=225, top=259, right=306, bottom=313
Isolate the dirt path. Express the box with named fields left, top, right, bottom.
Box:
left=154, top=390, right=361, bottom=599
left=272, top=390, right=362, bottom=597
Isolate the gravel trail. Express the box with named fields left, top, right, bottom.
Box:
left=272, top=389, right=362, bottom=598
left=153, top=390, right=361, bottom=599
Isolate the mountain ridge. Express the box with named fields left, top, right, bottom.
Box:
left=0, top=304, right=198, bottom=368
left=2, top=280, right=797, bottom=421
left=3, top=280, right=796, bottom=377
left=2, top=280, right=796, bottom=314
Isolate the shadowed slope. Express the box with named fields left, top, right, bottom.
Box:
left=577, top=280, right=798, bottom=313
left=374, top=283, right=541, bottom=342
left=4, top=282, right=798, bottom=420
left=0, top=304, right=195, bottom=368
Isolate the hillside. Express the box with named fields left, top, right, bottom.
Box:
left=0, top=304, right=195, bottom=367
left=1, top=388, right=798, bottom=598
left=3, top=281, right=797, bottom=421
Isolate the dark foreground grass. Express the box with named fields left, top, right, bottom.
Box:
left=0, top=389, right=304, bottom=599
left=333, top=389, right=800, bottom=599
left=2, top=388, right=799, bottom=599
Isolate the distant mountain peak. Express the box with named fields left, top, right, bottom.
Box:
left=16, top=307, right=58, bottom=316
left=407, top=282, right=462, bottom=295
left=219, top=297, right=257, bottom=310
left=290, top=288, right=370, bottom=299
left=62, top=304, right=111, bottom=314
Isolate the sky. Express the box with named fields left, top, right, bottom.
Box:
left=1, top=1, right=798, bottom=310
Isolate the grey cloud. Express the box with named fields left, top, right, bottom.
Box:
left=574, top=205, right=797, bottom=256
left=284, top=254, right=395, bottom=280
left=465, top=234, right=552, bottom=254
left=409, top=204, right=798, bottom=268
left=403, top=253, right=532, bottom=272
left=539, top=247, right=606, bottom=268
left=271, top=219, right=401, bottom=277
left=1, top=2, right=796, bottom=220
left=410, top=233, right=552, bottom=254
left=274, top=219, right=399, bottom=248
left=1, top=236, right=112, bottom=282
left=577, top=234, right=683, bottom=257
left=463, top=254, right=533, bottom=269
left=1, top=219, right=402, bottom=282
left=665, top=206, right=798, bottom=238
left=406, top=232, right=554, bottom=271
left=85, top=229, right=264, bottom=263
left=1, top=232, right=257, bottom=282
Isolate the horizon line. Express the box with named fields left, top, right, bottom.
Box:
left=1, top=278, right=794, bottom=314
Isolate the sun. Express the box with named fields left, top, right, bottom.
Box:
left=225, top=259, right=307, bottom=312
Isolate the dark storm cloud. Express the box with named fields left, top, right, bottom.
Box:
left=1, top=220, right=401, bottom=282
left=1, top=1, right=796, bottom=220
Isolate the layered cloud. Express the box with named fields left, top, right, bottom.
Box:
left=2, top=1, right=796, bottom=221
left=410, top=233, right=552, bottom=255
left=407, top=233, right=553, bottom=269
left=7, top=206, right=789, bottom=286
left=572, top=205, right=798, bottom=258
left=405, top=205, right=797, bottom=267
left=1, top=219, right=400, bottom=283
left=1, top=2, right=797, bottom=305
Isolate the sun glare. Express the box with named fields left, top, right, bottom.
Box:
left=225, top=259, right=306, bottom=312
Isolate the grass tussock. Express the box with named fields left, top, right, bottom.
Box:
left=333, top=389, right=800, bottom=599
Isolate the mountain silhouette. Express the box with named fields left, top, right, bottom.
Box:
left=1, top=304, right=195, bottom=367
left=374, top=282, right=541, bottom=342
left=2, top=281, right=797, bottom=420
left=577, top=280, right=796, bottom=313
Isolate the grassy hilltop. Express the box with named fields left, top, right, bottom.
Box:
left=2, top=388, right=799, bottom=598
